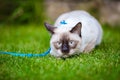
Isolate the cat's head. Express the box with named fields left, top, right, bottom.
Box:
left=44, top=22, right=82, bottom=58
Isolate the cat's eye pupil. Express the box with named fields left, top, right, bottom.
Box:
left=69, top=41, right=74, bottom=44
left=57, top=41, right=62, bottom=46
left=70, top=41, right=73, bottom=44
left=58, top=42, right=61, bottom=45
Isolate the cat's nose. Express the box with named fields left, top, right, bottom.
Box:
left=61, top=45, right=69, bottom=54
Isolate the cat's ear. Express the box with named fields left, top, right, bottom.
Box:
left=44, top=22, right=56, bottom=34
left=70, top=22, right=82, bottom=37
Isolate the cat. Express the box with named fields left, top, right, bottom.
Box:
left=44, top=10, right=103, bottom=58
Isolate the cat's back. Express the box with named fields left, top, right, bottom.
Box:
left=54, top=10, right=101, bottom=35
left=54, top=10, right=93, bottom=27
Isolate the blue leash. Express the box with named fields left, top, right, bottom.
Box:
left=0, top=48, right=51, bottom=57
left=0, top=20, right=67, bottom=57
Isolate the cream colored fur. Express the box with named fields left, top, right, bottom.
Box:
left=48, top=10, right=103, bottom=58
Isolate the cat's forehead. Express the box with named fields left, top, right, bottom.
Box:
left=59, top=33, right=81, bottom=41
left=54, top=27, right=72, bottom=33
left=51, top=32, right=69, bottom=42
left=60, top=33, right=69, bottom=41
left=52, top=32, right=80, bottom=42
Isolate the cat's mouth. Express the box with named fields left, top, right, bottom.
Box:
left=60, top=53, right=80, bottom=59
left=55, top=54, right=70, bottom=58
left=62, top=55, right=69, bottom=58
left=60, top=53, right=75, bottom=58
left=58, top=51, right=80, bottom=58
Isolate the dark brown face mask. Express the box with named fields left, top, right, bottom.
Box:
left=61, top=39, right=70, bottom=54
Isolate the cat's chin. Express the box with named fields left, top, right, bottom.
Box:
left=52, top=55, right=70, bottom=58
left=51, top=50, right=80, bottom=58
left=62, top=55, right=69, bottom=58
left=60, top=52, right=81, bottom=58
left=54, top=54, right=69, bottom=58
left=56, top=54, right=74, bottom=58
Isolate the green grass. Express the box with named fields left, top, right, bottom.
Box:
left=0, top=24, right=120, bottom=80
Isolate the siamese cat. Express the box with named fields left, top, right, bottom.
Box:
left=44, top=10, right=103, bottom=58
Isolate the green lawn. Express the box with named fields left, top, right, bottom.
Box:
left=0, top=24, right=120, bottom=80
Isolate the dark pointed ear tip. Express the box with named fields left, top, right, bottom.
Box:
left=44, top=22, right=48, bottom=26
left=76, top=22, right=82, bottom=27
left=44, top=22, right=51, bottom=28
left=78, top=22, right=82, bottom=25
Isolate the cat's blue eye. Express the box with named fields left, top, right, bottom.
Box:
left=56, top=41, right=62, bottom=47
left=69, top=40, right=75, bottom=46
